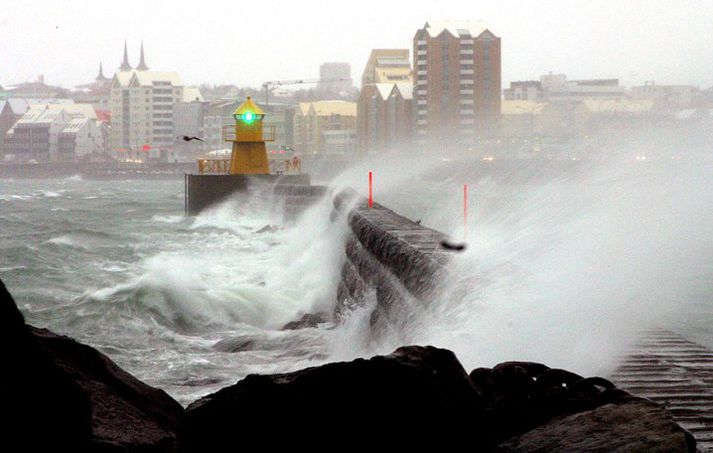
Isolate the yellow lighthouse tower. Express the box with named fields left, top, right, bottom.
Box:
left=185, top=95, right=310, bottom=215
left=226, top=96, right=272, bottom=174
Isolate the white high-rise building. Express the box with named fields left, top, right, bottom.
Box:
left=109, top=42, right=184, bottom=154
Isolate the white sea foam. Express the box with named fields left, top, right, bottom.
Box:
left=151, top=215, right=185, bottom=224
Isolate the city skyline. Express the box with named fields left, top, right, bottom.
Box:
left=2, top=0, right=712, bottom=90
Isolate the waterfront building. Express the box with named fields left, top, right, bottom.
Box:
left=357, top=49, right=413, bottom=153
left=108, top=42, right=186, bottom=159
left=293, top=100, right=357, bottom=154
left=412, top=20, right=502, bottom=148
left=4, top=103, right=102, bottom=162
left=539, top=73, right=626, bottom=101
left=504, top=81, right=544, bottom=101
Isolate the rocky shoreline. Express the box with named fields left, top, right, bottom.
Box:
left=1, top=278, right=696, bottom=451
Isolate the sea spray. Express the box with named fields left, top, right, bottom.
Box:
left=328, top=155, right=713, bottom=377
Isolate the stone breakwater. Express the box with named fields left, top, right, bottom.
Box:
left=1, top=278, right=695, bottom=451
left=332, top=189, right=453, bottom=338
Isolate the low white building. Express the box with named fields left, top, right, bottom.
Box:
left=58, top=118, right=105, bottom=160
left=631, top=82, right=700, bottom=109
left=4, top=103, right=102, bottom=162
left=540, top=73, right=626, bottom=101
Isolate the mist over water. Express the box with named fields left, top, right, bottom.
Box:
left=1, top=149, right=712, bottom=404
left=329, top=152, right=713, bottom=377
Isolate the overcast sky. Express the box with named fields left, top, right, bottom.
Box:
left=2, top=0, right=712, bottom=90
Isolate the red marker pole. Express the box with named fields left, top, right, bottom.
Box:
left=463, top=184, right=468, bottom=240
left=368, top=171, right=373, bottom=208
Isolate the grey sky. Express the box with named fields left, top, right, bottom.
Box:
left=2, top=0, right=712, bottom=89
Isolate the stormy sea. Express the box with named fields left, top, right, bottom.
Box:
left=1, top=158, right=712, bottom=405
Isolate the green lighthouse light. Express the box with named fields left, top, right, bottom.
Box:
left=232, top=96, right=265, bottom=125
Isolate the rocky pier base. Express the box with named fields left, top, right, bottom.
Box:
left=0, top=278, right=695, bottom=451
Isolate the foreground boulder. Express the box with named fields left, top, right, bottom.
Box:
left=470, top=361, right=635, bottom=443
left=1, top=279, right=91, bottom=450
left=497, top=399, right=696, bottom=452
left=183, top=351, right=696, bottom=451
left=0, top=278, right=183, bottom=452
left=31, top=327, right=184, bottom=451
left=183, top=346, right=483, bottom=449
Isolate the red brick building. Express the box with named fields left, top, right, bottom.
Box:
left=412, top=21, right=501, bottom=148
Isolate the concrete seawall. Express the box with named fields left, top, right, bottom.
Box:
left=332, top=190, right=452, bottom=337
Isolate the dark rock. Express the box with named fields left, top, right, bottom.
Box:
left=31, top=327, right=184, bottom=452
left=281, top=312, right=328, bottom=330
left=0, top=278, right=92, bottom=451
left=1, top=278, right=183, bottom=452
left=497, top=399, right=696, bottom=452
left=182, top=346, right=484, bottom=449
left=470, top=361, right=650, bottom=444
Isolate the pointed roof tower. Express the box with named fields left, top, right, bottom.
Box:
left=136, top=41, right=149, bottom=71
left=96, top=62, right=108, bottom=81
left=119, top=40, right=132, bottom=71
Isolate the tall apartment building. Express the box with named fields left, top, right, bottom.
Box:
left=357, top=49, right=413, bottom=153
left=413, top=21, right=501, bottom=147
left=108, top=42, right=184, bottom=153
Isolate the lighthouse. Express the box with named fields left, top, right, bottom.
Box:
left=227, top=96, right=271, bottom=175
left=185, top=96, right=310, bottom=215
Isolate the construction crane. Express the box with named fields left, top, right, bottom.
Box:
left=261, top=78, right=352, bottom=105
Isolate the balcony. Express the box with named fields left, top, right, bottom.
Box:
left=222, top=124, right=276, bottom=142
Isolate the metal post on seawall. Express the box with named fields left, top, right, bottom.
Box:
left=464, top=183, right=468, bottom=241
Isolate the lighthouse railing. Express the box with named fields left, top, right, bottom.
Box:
left=222, top=124, right=276, bottom=142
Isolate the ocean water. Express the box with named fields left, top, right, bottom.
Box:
left=1, top=158, right=711, bottom=405
left=0, top=177, right=349, bottom=404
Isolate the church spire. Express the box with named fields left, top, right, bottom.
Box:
left=136, top=40, right=149, bottom=71
left=96, top=62, right=108, bottom=81
left=119, top=40, right=132, bottom=71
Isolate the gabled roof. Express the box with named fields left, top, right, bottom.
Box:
left=423, top=20, right=490, bottom=38
left=15, top=106, right=65, bottom=125
left=4, top=98, right=30, bottom=115
left=183, top=87, right=204, bottom=102
left=61, top=118, right=89, bottom=133
left=2, top=98, right=75, bottom=116
left=133, top=71, right=182, bottom=86
left=95, top=109, right=111, bottom=123
left=113, top=71, right=134, bottom=87
left=26, top=103, right=97, bottom=119
left=393, top=82, right=413, bottom=100
left=375, top=83, right=393, bottom=100
left=112, top=70, right=183, bottom=88
left=308, top=100, right=356, bottom=117
left=297, top=102, right=312, bottom=116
